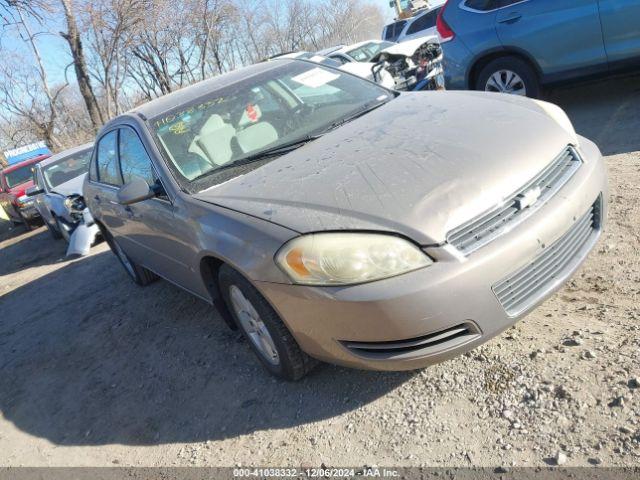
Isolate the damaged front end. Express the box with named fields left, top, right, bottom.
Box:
left=371, top=39, right=445, bottom=92
left=63, top=194, right=100, bottom=257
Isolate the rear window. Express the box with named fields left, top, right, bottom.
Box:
left=406, top=10, right=439, bottom=35
left=383, top=20, right=407, bottom=42
left=4, top=165, right=34, bottom=188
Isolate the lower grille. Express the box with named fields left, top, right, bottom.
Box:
left=493, top=197, right=602, bottom=317
left=342, top=322, right=481, bottom=360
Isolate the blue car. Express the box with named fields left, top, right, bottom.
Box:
left=437, top=0, right=640, bottom=97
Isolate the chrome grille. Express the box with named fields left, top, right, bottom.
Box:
left=447, top=147, right=582, bottom=255
left=493, top=197, right=601, bottom=317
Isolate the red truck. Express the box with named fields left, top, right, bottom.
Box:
left=0, top=154, right=51, bottom=230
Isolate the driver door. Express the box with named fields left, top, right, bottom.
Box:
left=114, top=126, right=194, bottom=288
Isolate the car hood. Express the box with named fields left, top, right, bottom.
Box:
left=8, top=181, right=34, bottom=199
left=51, top=173, right=86, bottom=197
left=371, top=36, right=439, bottom=62
left=194, top=91, right=575, bottom=244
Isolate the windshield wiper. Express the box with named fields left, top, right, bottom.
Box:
left=321, top=99, right=389, bottom=134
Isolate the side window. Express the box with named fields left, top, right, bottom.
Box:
left=464, top=0, right=500, bottom=11
left=96, top=130, right=122, bottom=186
left=88, top=149, right=98, bottom=182
left=406, top=11, right=437, bottom=35
left=498, top=0, right=522, bottom=6
left=330, top=55, right=349, bottom=65
left=119, top=128, right=155, bottom=185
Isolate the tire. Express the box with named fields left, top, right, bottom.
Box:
left=218, top=264, right=317, bottom=381
left=46, top=218, right=63, bottom=240
left=17, top=211, right=33, bottom=231
left=55, top=216, right=72, bottom=243
left=102, top=225, right=157, bottom=286
left=476, top=57, right=540, bottom=98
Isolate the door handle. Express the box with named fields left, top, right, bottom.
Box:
left=498, top=12, right=522, bottom=24
left=93, top=195, right=101, bottom=204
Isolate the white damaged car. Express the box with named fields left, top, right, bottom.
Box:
left=319, top=38, right=444, bottom=91
left=27, top=143, right=100, bottom=256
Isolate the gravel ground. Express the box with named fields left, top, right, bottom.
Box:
left=0, top=75, right=639, bottom=468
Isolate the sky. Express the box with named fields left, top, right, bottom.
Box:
left=1, top=0, right=437, bottom=91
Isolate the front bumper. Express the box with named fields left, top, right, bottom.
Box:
left=255, top=138, right=608, bottom=371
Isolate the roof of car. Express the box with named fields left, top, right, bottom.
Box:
left=1, top=153, right=51, bottom=174
left=384, top=4, right=441, bottom=27
left=324, top=40, right=389, bottom=57
left=126, top=60, right=288, bottom=121
left=39, top=142, right=94, bottom=168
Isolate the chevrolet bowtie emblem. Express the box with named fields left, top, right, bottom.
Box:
left=516, top=186, right=542, bottom=210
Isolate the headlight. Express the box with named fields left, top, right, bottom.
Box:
left=275, top=233, right=433, bottom=286
left=533, top=99, right=578, bottom=143
left=17, top=195, right=32, bottom=207
left=64, top=196, right=86, bottom=212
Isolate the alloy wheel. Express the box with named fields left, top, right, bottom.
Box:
left=485, top=70, right=527, bottom=96
left=229, top=285, right=280, bottom=365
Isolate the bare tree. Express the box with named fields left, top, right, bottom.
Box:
left=59, top=0, right=104, bottom=131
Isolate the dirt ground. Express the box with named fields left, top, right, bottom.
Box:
left=0, top=74, right=639, bottom=468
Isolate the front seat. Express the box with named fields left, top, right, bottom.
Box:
left=236, top=122, right=279, bottom=154
left=189, top=114, right=236, bottom=166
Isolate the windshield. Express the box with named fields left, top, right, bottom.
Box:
left=346, top=42, right=395, bottom=62
left=43, top=149, right=92, bottom=189
left=5, top=165, right=34, bottom=189
left=151, top=61, right=392, bottom=189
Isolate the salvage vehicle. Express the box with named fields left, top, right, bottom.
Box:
left=318, top=39, right=444, bottom=91
left=437, top=0, right=640, bottom=97
left=28, top=143, right=99, bottom=256
left=275, top=51, right=396, bottom=90
left=0, top=154, right=50, bottom=230
left=84, top=59, right=607, bottom=380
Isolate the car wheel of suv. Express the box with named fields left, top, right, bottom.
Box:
left=476, top=57, right=540, bottom=98
left=218, top=264, right=317, bottom=381
left=102, top=226, right=157, bottom=286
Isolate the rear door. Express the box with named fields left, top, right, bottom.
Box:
left=597, top=0, right=640, bottom=65
left=495, top=0, right=607, bottom=80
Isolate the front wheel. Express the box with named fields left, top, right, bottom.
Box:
left=218, top=265, right=317, bottom=381
left=55, top=216, right=72, bottom=243
left=476, top=57, right=540, bottom=98
left=46, top=217, right=63, bottom=240
left=102, top=225, right=157, bottom=286
left=17, top=211, right=33, bottom=231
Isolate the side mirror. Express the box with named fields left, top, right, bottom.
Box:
left=26, top=186, right=44, bottom=197
left=117, top=176, right=156, bottom=206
